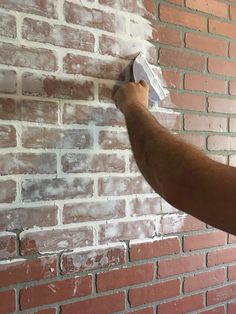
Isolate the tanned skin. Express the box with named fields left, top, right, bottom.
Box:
left=114, top=80, right=236, bottom=236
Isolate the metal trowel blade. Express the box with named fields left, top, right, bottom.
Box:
left=132, top=52, right=169, bottom=107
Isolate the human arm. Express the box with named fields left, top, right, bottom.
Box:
left=114, top=81, right=236, bottom=235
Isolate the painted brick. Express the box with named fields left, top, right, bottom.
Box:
left=185, top=33, right=228, bottom=56
left=22, top=72, right=94, bottom=100
left=0, top=125, right=16, bottom=148
left=61, top=292, right=125, bottom=314
left=184, top=231, right=226, bottom=251
left=22, top=177, right=93, bottom=202
left=0, top=290, right=16, bottom=314
left=184, top=268, right=225, bottom=292
left=0, top=0, right=57, bottom=18
left=159, top=48, right=205, bottom=71
left=184, top=114, right=227, bottom=132
left=0, top=13, right=16, bottom=38
left=61, top=245, right=126, bottom=274
left=0, top=256, right=57, bottom=288
left=152, top=111, right=182, bottom=131
left=186, top=0, right=228, bottom=18
left=22, top=127, right=93, bottom=149
left=0, top=153, right=57, bottom=175
left=0, top=234, right=16, bottom=259
left=207, top=247, right=236, bottom=266
left=160, top=4, right=206, bottom=31
left=207, top=283, right=236, bottom=305
left=129, top=279, right=180, bottom=307
left=0, top=206, right=57, bottom=232
left=63, top=199, right=125, bottom=224
left=162, top=69, right=182, bottom=89
left=180, top=134, right=205, bottom=149
left=0, top=43, right=57, bottom=71
left=158, top=254, right=205, bottom=278
left=98, top=219, right=156, bottom=243
left=158, top=293, right=204, bottom=314
left=0, top=70, right=16, bottom=94
left=20, top=226, right=93, bottom=255
left=185, top=73, right=227, bottom=94
left=97, top=263, right=154, bottom=291
left=0, top=98, right=58, bottom=123
left=161, top=214, right=205, bottom=234
left=20, top=276, right=92, bottom=309
left=129, top=197, right=161, bottom=216
left=164, top=92, right=205, bottom=111
left=23, top=18, right=95, bottom=51
left=61, top=153, right=126, bottom=173
left=0, top=180, right=16, bottom=203
left=130, top=237, right=180, bottom=261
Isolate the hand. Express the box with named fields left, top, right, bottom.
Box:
left=113, top=80, right=149, bottom=115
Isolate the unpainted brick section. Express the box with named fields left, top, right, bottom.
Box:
left=0, top=290, right=16, bottom=314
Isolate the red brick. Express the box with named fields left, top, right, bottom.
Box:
left=23, top=18, right=94, bottom=51
left=22, top=177, right=93, bottom=202
left=228, top=234, right=236, bottom=243
left=0, top=0, right=57, bottom=18
left=209, top=19, right=236, bottom=39
left=184, top=268, right=225, bottom=292
left=99, top=34, right=156, bottom=64
left=61, top=292, right=125, bottom=314
left=61, top=153, right=125, bottom=173
left=20, top=275, right=92, bottom=310
left=63, top=54, right=125, bottom=80
left=180, top=134, right=205, bottom=149
left=184, top=231, right=226, bottom=251
left=0, top=98, right=58, bottom=123
left=166, top=0, right=183, bottom=5
left=186, top=33, right=227, bottom=56
left=129, top=279, right=180, bottom=307
left=200, top=306, right=225, bottom=314
left=0, top=12, right=16, bottom=38
left=162, top=69, right=182, bottom=89
left=98, top=0, right=155, bottom=18
left=0, top=125, right=16, bottom=148
left=129, top=197, right=161, bottom=216
left=0, top=153, right=56, bottom=175
left=22, top=72, right=94, bottom=100
left=0, top=70, right=16, bottom=94
left=229, top=117, right=236, bottom=132
left=0, top=290, right=16, bottom=314
left=229, top=42, right=236, bottom=58
left=163, top=92, right=205, bottom=111
left=0, top=43, right=57, bottom=71
left=130, top=237, right=180, bottom=261
left=161, top=214, right=205, bottom=234
left=20, top=226, right=93, bottom=255
left=158, top=253, right=205, bottom=278
left=228, top=265, right=236, bottom=280
left=159, top=48, right=205, bottom=71
left=99, top=219, right=155, bottom=243
left=63, top=199, right=125, bottom=224
left=98, top=176, right=153, bottom=196
left=208, top=97, right=236, bottom=114
left=22, top=127, right=93, bottom=149
left=0, top=205, right=57, bottom=231
left=230, top=80, right=236, bottom=95
left=158, top=293, right=204, bottom=314
left=0, top=233, right=16, bottom=259
left=230, top=5, right=236, bottom=20
left=63, top=104, right=125, bottom=127
left=160, top=4, right=206, bottom=31
left=34, top=309, right=56, bottom=314
left=0, top=256, right=57, bottom=288
left=228, top=301, right=236, bottom=314
left=99, top=83, right=117, bottom=103
left=61, top=244, right=126, bottom=274
left=208, top=135, right=236, bottom=151
left=207, top=283, right=236, bottom=305
left=208, top=247, right=236, bottom=266
left=184, top=114, right=227, bottom=132
left=126, top=308, right=153, bottom=314
left=0, top=180, right=16, bottom=203
left=185, top=73, right=227, bottom=94
left=148, top=111, right=182, bottom=131
left=186, top=0, right=228, bottom=18
left=209, top=58, right=236, bottom=77
left=97, top=263, right=154, bottom=292
left=208, top=154, right=227, bottom=164
left=152, top=25, right=182, bottom=47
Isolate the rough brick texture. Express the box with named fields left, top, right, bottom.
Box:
left=0, top=0, right=235, bottom=313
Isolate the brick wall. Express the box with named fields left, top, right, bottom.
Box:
left=1, top=0, right=236, bottom=313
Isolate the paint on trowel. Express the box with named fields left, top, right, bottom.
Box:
left=132, top=52, right=169, bottom=108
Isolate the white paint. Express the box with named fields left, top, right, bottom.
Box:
left=161, top=214, right=188, bottom=234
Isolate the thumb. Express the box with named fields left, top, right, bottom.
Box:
left=139, top=80, right=148, bottom=89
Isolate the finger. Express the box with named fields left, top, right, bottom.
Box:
left=139, top=80, right=148, bottom=89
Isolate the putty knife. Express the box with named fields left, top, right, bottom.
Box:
left=132, top=52, right=169, bottom=107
